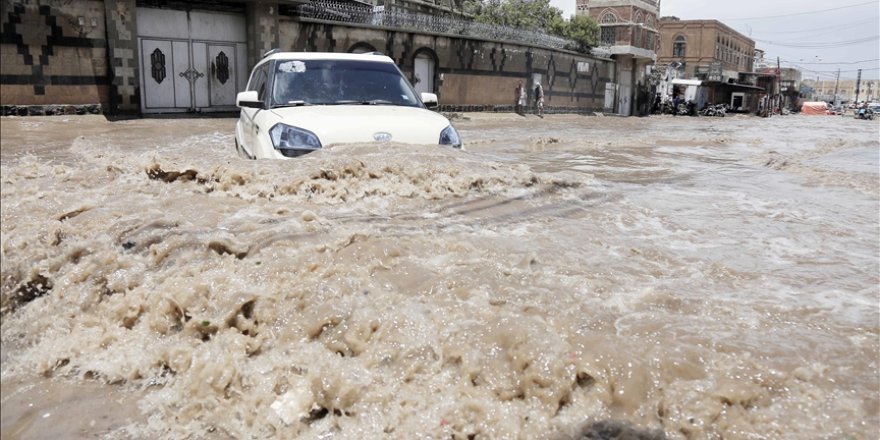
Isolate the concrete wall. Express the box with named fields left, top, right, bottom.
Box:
left=103, top=0, right=138, bottom=114
left=1, top=0, right=109, bottom=108
left=280, top=18, right=614, bottom=112
left=0, top=0, right=139, bottom=114
left=2, top=0, right=614, bottom=115
left=245, top=1, right=279, bottom=70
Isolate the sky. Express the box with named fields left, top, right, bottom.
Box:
left=549, top=0, right=880, bottom=80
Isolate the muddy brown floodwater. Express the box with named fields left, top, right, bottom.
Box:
left=1, top=113, right=878, bottom=439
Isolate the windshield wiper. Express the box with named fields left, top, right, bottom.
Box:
left=359, top=99, right=394, bottom=105
left=322, top=100, right=396, bottom=106
left=273, top=100, right=312, bottom=108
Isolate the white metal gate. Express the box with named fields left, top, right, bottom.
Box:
left=137, top=8, right=247, bottom=113
left=618, top=84, right=632, bottom=116
left=413, top=55, right=435, bottom=95
left=618, top=68, right=633, bottom=116
left=604, top=83, right=616, bottom=111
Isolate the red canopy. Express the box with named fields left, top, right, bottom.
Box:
left=801, top=101, right=829, bottom=115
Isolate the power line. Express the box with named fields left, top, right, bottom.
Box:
left=754, top=35, right=879, bottom=48
left=774, top=59, right=880, bottom=76
left=804, top=67, right=879, bottom=73
left=777, top=58, right=880, bottom=65
left=719, top=1, right=877, bottom=21
left=758, top=54, right=867, bottom=76
left=747, top=18, right=879, bottom=35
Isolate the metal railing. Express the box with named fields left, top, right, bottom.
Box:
left=294, top=0, right=578, bottom=51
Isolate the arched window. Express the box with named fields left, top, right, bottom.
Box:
left=646, top=16, right=654, bottom=29
left=673, top=35, right=686, bottom=58
left=599, top=10, right=618, bottom=23
left=348, top=42, right=377, bottom=54
left=634, top=11, right=644, bottom=24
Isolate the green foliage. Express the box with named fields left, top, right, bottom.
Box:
left=562, top=14, right=600, bottom=51
left=465, top=0, right=564, bottom=33
left=462, top=0, right=600, bottom=52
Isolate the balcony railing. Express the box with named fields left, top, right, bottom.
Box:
left=294, top=0, right=577, bottom=51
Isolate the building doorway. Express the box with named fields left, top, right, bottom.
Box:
left=618, top=67, right=632, bottom=116
left=413, top=53, right=436, bottom=95
left=137, top=7, right=247, bottom=113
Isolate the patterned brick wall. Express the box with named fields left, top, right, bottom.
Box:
left=1, top=0, right=109, bottom=107
left=246, top=1, right=278, bottom=69
left=103, top=0, right=139, bottom=114
left=279, top=18, right=614, bottom=112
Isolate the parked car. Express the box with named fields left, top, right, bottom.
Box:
left=234, top=51, right=462, bottom=159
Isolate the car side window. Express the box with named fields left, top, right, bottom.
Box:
left=247, top=64, right=270, bottom=101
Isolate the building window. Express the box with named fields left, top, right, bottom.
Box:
left=601, top=26, right=616, bottom=45
left=673, top=35, right=686, bottom=58
left=600, top=11, right=618, bottom=24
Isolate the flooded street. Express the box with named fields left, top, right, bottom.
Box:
left=1, top=113, right=878, bottom=439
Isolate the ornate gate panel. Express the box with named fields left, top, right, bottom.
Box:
left=208, top=44, right=237, bottom=107
left=137, top=8, right=246, bottom=113
left=140, top=39, right=175, bottom=109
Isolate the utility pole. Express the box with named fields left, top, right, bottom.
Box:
left=833, top=68, right=840, bottom=106
left=855, top=69, right=862, bottom=104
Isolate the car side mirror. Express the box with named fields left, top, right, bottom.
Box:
left=420, top=92, right=438, bottom=109
left=236, top=91, right=262, bottom=109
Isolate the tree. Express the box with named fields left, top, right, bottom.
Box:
left=464, top=0, right=565, bottom=33
left=563, top=15, right=600, bottom=51
left=462, top=1, right=599, bottom=52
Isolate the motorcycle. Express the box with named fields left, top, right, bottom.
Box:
left=855, top=108, right=875, bottom=120
left=699, top=104, right=727, bottom=117
left=676, top=103, right=690, bottom=116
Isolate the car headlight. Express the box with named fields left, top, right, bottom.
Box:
left=439, top=125, right=462, bottom=149
left=269, top=123, right=322, bottom=157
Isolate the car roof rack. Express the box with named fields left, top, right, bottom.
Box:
left=263, top=48, right=282, bottom=58
left=366, top=51, right=385, bottom=56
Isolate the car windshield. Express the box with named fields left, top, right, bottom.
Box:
left=270, top=59, right=421, bottom=108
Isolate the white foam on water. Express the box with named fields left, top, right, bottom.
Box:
left=1, top=114, right=877, bottom=439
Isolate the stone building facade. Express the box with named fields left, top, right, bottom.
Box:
left=575, top=0, right=658, bottom=116
left=804, top=78, right=878, bottom=103
left=1, top=0, right=614, bottom=116
left=656, top=17, right=755, bottom=82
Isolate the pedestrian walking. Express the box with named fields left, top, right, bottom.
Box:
left=534, top=82, right=544, bottom=117
left=515, top=81, right=525, bottom=114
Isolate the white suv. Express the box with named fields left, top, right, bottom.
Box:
left=234, top=51, right=462, bottom=159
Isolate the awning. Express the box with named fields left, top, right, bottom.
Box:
left=717, top=83, right=765, bottom=92
left=671, top=79, right=702, bottom=86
